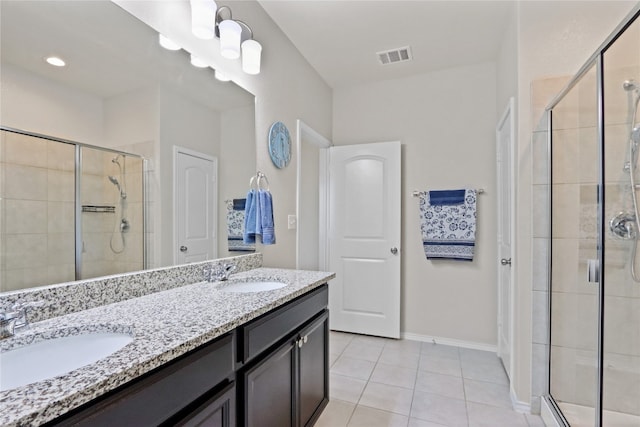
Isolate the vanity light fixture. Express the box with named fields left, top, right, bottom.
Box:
left=190, top=54, right=209, bottom=68
left=215, top=69, right=231, bottom=82
left=159, top=34, right=181, bottom=51
left=190, top=0, right=217, bottom=40
left=45, top=56, right=66, bottom=67
left=214, top=5, right=262, bottom=74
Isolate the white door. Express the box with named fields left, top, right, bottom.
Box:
left=328, top=141, right=401, bottom=339
left=496, top=98, right=515, bottom=379
left=174, top=147, right=217, bottom=264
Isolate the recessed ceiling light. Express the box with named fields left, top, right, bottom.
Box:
left=46, top=56, right=66, bottom=67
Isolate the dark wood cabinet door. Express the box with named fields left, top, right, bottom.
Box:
left=175, top=383, right=235, bottom=427
left=298, top=311, right=329, bottom=427
left=244, top=340, right=295, bottom=427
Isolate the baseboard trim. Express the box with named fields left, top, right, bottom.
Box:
left=511, top=386, right=531, bottom=414
left=401, top=332, right=497, bottom=353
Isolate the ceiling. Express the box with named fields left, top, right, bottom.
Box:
left=258, top=0, right=514, bottom=89
left=0, top=1, right=254, bottom=111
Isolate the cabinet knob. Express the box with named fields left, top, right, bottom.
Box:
left=297, top=339, right=303, bottom=348
left=180, top=245, right=188, bottom=252
left=303, top=335, right=308, bottom=344
left=390, top=247, right=398, bottom=255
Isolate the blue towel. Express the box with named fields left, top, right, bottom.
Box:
left=259, top=190, right=276, bottom=245
left=418, top=189, right=477, bottom=261
left=429, top=189, right=465, bottom=206
left=243, top=189, right=259, bottom=244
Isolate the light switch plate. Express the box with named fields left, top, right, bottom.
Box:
left=287, top=215, right=297, bottom=230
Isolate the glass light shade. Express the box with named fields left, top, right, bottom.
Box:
left=158, top=34, right=181, bottom=51
left=241, top=39, right=262, bottom=75
left=190, top=0, right=217, bottom=39
left=215, top=70, right=231, bottom=82
left=219, top=20, right=241, bottom=59
left=190, top=54, right=209, bottom=68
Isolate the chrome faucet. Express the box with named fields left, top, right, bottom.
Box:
left=0, top=301, right=45, bottom=339
left=204, top=263, right=237, bottom=282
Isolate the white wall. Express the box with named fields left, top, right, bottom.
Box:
left=333, top=62, right=498, bottom=347
left=0, top=63, right=104, bottom=143
left=512, top=0, right=637, bottom=407
left=218, top=105, right=256, bottom=257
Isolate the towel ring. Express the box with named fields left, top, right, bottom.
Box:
left=249, top=172, right=270, bottom=191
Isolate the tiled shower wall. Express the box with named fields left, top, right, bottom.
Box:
left=0, top=131, right=145, bottom=291
left=0, top=131, right=76, bottom=291
left=531, top=19, right=640, bottom=416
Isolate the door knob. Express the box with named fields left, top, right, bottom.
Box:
left=501, top=258, right=511, bottom=266
left=180, top=245, right=188, bottom=252
left=390, top=247, right=398, bottom=255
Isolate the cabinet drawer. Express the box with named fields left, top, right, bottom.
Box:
left=239, top=284, right=328, bottom=363
left=51, top=333, right=235, bottom=427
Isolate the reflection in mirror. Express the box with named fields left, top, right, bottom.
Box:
left=0, top=1, right=256, bottom=292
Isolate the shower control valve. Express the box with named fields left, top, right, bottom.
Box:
left=610, top=212, right=636, bottom=239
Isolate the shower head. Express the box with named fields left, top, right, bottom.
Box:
left=624, top=80, right=640, bottom=91
left=633, top=125, right=640, bottom=143
left=108, top=175, right=127, bottom=199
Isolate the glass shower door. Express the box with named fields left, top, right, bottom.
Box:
left=549, top=62, right=601, bottom=427
left=602, top=14, right=640, bottom=426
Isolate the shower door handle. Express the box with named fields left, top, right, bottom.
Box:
left=587, top=259, right=600, bottom=283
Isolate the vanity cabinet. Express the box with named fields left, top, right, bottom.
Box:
left=239, top=285, right=329, bottom=427
left=49, top=333, right=236, bottom=427
left=45, top=284, right=329, bottom=427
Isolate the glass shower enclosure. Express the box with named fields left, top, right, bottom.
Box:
left=0, top=128, right=145, bottom=292
left=547, top=7, right=640, bottom=427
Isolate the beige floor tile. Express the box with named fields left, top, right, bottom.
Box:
left=379, top=347, right=421, bottom=369
left=411, top=391, right=468, bottom=427
left=352, top=334, right=390, bottom=347
left=331, top=373, right=367, bottom=403
left=348, top=405, right=409, bottom=427
left=419, top=353, right=462, bottom=377
left=370, top=363, right=418, bottom=389
left=315, top=399, right=356, bottom=427
left=407, top=418, right=450, bottom=427
left=343, top=340, right=385, bottom=362
left=384, top=338, right=422, bottom=354
left=466, top=402, right=529, bottom=427
left=460, top=359, right=508, bottom=385
left=332, top=355, right=376, bottom=380
left=359, top=382, right=414, bottom=416
left=421, top=342, right=460, bottom=359
left=463, top=379, right=512, bottom=409
left=415, top=371, right=465, bottom=400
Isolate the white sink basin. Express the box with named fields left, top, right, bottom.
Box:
left=0, top=332, right=133, bottom=391
left=219, top=281, right=287, bottom=293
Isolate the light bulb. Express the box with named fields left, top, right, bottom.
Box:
left=219, top=20, right=241, bottom=59
left=190, top=0, right=217, bottom=40
left=241, top=39, right=262, bottom=75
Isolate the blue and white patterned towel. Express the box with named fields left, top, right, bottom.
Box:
left=227, top=199, right=255, bottom=252
left=418, top=189, right=477, bottom=261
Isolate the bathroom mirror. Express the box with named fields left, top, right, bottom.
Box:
left=0, top=1, right=256, bottom=292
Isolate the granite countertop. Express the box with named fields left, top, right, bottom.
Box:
left=0, top=267, right=335, bottom=427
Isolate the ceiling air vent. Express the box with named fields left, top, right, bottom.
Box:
left=377, top=46, right=412, bottom=65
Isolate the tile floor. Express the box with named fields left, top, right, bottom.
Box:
left=316, top=331, right=546, bottom=427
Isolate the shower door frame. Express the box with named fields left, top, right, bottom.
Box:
left=0, top=126, right=147, bottom=282
left=544, top=4, right=640, bottom=427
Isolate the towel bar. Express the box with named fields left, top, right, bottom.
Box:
left=412, top=188, right=485, bottom=197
